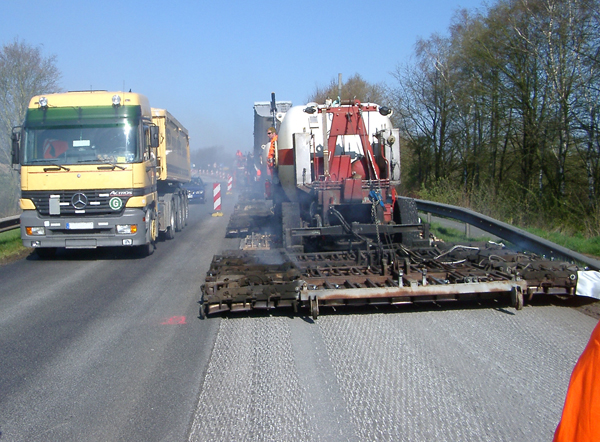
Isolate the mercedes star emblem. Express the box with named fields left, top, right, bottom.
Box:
left=71, top=193, right=88, bottom=210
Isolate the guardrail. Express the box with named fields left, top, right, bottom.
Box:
left=0, top=215, right=20, bottom=234
left=414, top=198, right=600, bottom=271
left=2, top=199, right=598, bottom=270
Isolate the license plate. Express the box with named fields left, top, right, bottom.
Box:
left=66, top=222, right=94, bottom=230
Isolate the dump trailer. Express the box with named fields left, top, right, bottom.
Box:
left=201, top=100, right=599, bottom=318
left=12, top=91, right=189, bottom=257
left=151, top=108, right=191, bottom=240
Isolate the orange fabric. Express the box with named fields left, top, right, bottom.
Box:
left=553, top=320, right=600, bottom=442
left=267, top=135, right=277, bottom=176
left=267, top=135, right=278, bottom=162
left=43, top=139, right=68, bottom=158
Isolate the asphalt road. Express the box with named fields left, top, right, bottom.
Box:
left=1, top=189, right=598, bottom=442
left=0, top=196, right=225, bottom=441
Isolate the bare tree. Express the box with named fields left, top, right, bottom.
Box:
left=307, top=73, right=387, bottom=105
left=0, top=38, right=61, bottom=216
left=391, top=34, right=460, bottom=187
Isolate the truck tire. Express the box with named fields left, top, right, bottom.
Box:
left=166, top=207, right=176, bottom=240
left=137, top=209, right=157, bottom=257
left=183, top=196, right=189, bottom=226
left=175, top=198, right=183, bottom=232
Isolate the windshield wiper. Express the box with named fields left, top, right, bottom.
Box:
left=43, top=164, right=71, bottom=172
left=97, top=163, right=126, bottom=170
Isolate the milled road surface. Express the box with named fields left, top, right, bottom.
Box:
left=1, top=188, right=597, bottom=441
left=189, top=306, right=596, bottom=442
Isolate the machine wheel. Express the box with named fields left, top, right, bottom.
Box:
left=511, top=286, right=524, bottom=310
left=310, top=297, right=319, bottom=320
left=166, top=207, right=176, bottom=240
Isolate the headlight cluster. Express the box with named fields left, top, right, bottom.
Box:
left=116, top=224, right=137, bottom=234
left=26, top=226, right=45, bottom=236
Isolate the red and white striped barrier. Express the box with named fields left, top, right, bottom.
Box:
left=226, top=175, right=233, bottom=194
left=212, top=182, right=223, bottom=217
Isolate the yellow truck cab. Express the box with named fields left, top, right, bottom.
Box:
left=12, top=91, right=189, bottom=257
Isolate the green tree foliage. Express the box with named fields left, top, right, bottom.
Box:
left=392, top=0, right=600, bottom=235
left=0, top=38, right=61, bottom=216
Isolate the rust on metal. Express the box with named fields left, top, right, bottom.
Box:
left=201, top=242, right=580, bottom=318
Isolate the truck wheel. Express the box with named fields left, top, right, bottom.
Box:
left=175, top=198, right=183, bottom=232
left=166, top=208, right=176, bottom=240
left=184, top=198, right=189, bottom=225
left=181, top=196, right=187, bottom=228
left=150, top=210, right=158, bottom=243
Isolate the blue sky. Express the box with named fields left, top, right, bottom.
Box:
left=3, top=0, right=487, bottom=153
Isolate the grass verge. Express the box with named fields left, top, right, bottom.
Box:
left=525, top=228, right=600, bottom=258
left=0, top=229, right=30, bottom=264
left=429, top=222, right=600, bottom=259
left=429, top=222, right=494, bottom=243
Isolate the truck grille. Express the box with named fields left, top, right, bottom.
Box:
left=22, top=190, right=136, bottom=217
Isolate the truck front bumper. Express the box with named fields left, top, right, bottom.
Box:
left=20, top=208, right=149, bottom=249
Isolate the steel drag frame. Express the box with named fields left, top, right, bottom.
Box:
left=201, top=242, right=580, bottom=319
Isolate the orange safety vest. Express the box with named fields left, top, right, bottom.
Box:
left=553, top=319, right=600, bottom=442
left=267, top=135, right=277, bottom=164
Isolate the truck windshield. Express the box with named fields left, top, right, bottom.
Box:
left=22, top=123, right=141, bottom=166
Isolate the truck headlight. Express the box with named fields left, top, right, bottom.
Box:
left=116, top=224, right=137, bottom=234
left=26, top=226, right=45, bottom=236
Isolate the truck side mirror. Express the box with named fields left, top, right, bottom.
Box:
left=150, top=126, right=159, bottom=148
left=11, top=127, right=21, bottom=165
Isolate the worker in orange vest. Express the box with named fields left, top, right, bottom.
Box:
left=266, top=127, right=277, bottom=178
left=553, top=319, right=600, bottom=441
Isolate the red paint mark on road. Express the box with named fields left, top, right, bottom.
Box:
left=161, top=316, right=187, bottom=325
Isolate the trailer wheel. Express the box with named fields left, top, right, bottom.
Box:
left=166, top=207, right=176, bottom=240
left=175, top=198, right=183, bottom=232
left=183, top=197, right=189, bottom=226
